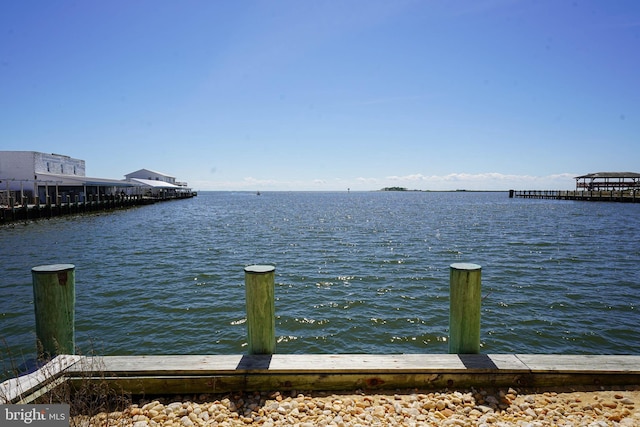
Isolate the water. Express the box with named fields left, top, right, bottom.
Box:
left=1, top=191, right=639, bottom=367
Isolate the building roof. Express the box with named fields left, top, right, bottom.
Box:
left=33, top=173, right=186, bottom=189
left=575, top=172, right=640, bottom=179
left=36, top=173, right=134, bottom=187
left=128, top=178, right=183, bottom=189
left=125, top=168, right=176, bottom=179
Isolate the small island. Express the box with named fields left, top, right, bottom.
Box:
left=380, top=186, right=409, bottom=191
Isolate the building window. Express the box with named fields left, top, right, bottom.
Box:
left=46, top=162, right=50, bottom=172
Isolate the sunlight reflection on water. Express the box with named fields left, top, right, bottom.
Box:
left=1, top=191, right=639, bottom=365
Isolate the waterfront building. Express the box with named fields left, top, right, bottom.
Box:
left=0, top=151, right=191, bottom=206
left=124, top=169, right=190, bottom=198
left=0, top=151, right=133, bottom=205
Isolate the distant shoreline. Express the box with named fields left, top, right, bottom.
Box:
left=379, top=187, right=508, bottom=193
left=193, top=189, right=511, bottom=193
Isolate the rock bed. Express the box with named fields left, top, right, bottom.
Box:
left=73, top=386, right=640, bottom=426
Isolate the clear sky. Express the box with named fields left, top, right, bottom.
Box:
left=1, top=1, right=639, bottom=191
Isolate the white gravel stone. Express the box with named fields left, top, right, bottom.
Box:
left=70, top=387, right=640, bottom=426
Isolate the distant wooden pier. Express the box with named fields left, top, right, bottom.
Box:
left=510, top=172, right=640, bottom=202
left=0, top=192, right=196, bottom=224
left=510, top=190, right=640, bottom=203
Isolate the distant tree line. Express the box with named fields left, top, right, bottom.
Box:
left=380, top=186, right=408, bottom=191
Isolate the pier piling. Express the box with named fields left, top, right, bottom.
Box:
left=244, top=265, right=276, bottom=355
left=31, top=264, right=76, bottom=359
left=449, top=263, right=482, bottom=354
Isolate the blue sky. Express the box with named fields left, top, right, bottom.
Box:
left=1, top=0, right=639, bottom=191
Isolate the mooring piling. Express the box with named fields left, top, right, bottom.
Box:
left=26, top=262, right=484, bottom=359
left=448, top=263, right=482, bottom=354
left=31, top=264, right=76, bottom=359
left=244, top=265, right=276, bottom=355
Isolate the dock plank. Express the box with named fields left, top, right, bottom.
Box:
left=516, top=354, right=640, bottom=373
left=70, top=355, right=244, bottom=375
left=6, top=354, right=640, bottom=399
left=0, top=355, right=82, bottom=404
left=74, top=354, right=532, bottom=375
left=69, top=354, right=640, bottom=376
left=267, top=354, right=466, bottom=372
left=482, top=354, right=529, bottom=370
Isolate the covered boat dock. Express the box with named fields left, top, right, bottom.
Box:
left=510, top=171, right=640, bottom=203
left=575, top=172, right=640, bottom=191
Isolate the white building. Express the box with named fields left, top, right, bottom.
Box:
left=0, top=151, right=190, bottom=205
left=0, top=151, right=86, bottom=181
left=124, top=168, right=190, bottom=197
left=0, top=151, right=131, bottom=204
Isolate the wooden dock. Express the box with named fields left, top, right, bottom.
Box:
left=510, top=190, right=640, bottom=202
left=0, top=193, right=196, bottom=224
left=3, top=354, right=640, bottom=404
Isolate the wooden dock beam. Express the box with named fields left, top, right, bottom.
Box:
left=3, top=354, right=640, bottom=404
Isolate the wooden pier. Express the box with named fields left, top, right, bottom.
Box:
left=0, top=192, right=196, bottom=224
left=510, top=189, right=640, bottom=203
left=3, top=353, right=640, bottom=404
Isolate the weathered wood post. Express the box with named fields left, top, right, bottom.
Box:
left=32, top=264, right=75, bottom=358
left=449, top=263, right=482, bottom=354
left=22, top=196, right=28, bottom=218
left=244, top=265, right=276, bottom=355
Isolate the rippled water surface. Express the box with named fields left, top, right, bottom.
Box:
left=1, top=191, right=639, bottom=364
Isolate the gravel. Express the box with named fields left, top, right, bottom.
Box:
left=72, top=386, right=640, bottom=426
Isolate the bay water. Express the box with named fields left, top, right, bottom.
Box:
left=1, top=191, right=639, bottom=368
